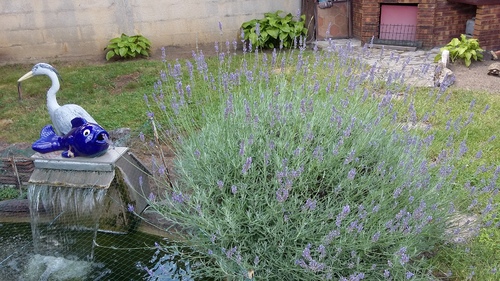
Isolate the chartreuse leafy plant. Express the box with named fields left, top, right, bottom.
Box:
left=105, top=33, right=151, bottom=60
left=241, top=10, right=308, bottom=49
left=434, top=34, right=483, bottom=67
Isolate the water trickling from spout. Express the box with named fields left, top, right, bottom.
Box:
left=102, top=133, right=115, bottom=150
left=28, top=184, right=108, bottom=260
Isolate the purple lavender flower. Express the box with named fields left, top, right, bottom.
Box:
left=217, top=180, right=224, bottom=189
left=397, top=247, right=410, bottom=265
left=231, top=185, right=237, bottom=195
left=232, top=39, right=237, bottom=52
left=459, top=140, right=468, bottom=157
left=295, top=259, right=307, bottom=269
left=372, top=231, right=381, bottom=242
left=242, top=157, right=252, bottom=174
left=302, top=198, right=317, bottom=211
left=344, top=149, right=356, bottom=164
left=139, top=132, right=145, bottom=142
left=347, top=168, right=357, bottom=180
left=347, top=220, right=358, bottom=233
left=148, top=192, right=156, bottom=202
left=214, top=41, right=219, bottom=53
left=172, top=192, right=186, bottom=204
left=336, top=205, right=350, bottom=227
left=127, top=204, right=135, bottom=212
left=239, top=141, right=245, bottom=156
left=393, top=187, right=403, bottom=199
left=171, top=99, right=180, bottom=115
left=244, top=99, right=251, bottom=122
left=405, top=271, right=414, bottom=279
left=482, top=104, right=490, bottom=114
left=276, top=187, right=289, bottom=203
left=138, top=175, right=143, bottom=188
left=254, top=255, right=260, bottom=266
left=301, top=244, right=313, bottom=262
left=313, top=146, right=324, bottom=162
left=317, top=244, right=326, bottom=259
left=308, top=260, right=325, bottom=272
left=160, top=46, right=166, bottom=63
left=186, top=60, right=193, bottom=78
left=226, top=246, right=237, bottom=259
left=323, top=229, right=340, bottom=245
left=184, top=84, right=192, bottom=98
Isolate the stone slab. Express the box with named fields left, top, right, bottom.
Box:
left=31, top=147, right=128, bottom=172
left=369, top=44, right=417, bottom=52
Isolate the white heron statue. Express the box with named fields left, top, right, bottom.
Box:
left=18, top=63, right=99, bottom=136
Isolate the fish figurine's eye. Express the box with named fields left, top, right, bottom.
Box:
left=83, top=129, right=91, bottom=136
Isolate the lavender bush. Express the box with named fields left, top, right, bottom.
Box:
left=141, top=38, right=498, bottom=280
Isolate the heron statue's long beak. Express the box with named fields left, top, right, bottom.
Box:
left=18, top=71, right=34, bottom=82
left=17, top=70, right=34, bottom=101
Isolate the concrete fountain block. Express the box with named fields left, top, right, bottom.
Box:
left=28, top=147, right=152, bottom=233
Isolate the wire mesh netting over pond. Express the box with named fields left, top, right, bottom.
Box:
left=0, top=147, right=193, bottom=280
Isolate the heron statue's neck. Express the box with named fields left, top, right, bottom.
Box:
left=46, top=70, right=61, bottom=115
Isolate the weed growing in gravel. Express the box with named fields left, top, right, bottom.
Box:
left=139, top=36, right=499, bottom=280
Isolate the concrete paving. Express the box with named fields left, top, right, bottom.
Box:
left=315, top=39, right=442, bottom=88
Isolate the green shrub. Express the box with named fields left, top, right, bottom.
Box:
left=0, top=187, right=22, bottom=200
left=434, top=34, right=483, bottom=67
left=240, top=10, right=308, bottom=49
left=143, top=48, right=464, bottom=280
left=104, top=33, right=151, bottom=60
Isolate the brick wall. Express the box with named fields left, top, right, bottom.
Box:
left=352, top=0, right=485, bottom=49
left=433, top=1, right=476, bottom=46
left=474, top=4, right=500, bottom=50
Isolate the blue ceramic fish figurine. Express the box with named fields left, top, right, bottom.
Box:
left=32, top=117, right=110, bottom=158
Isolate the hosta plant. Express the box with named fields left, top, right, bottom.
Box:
left=240, top=10, right=308, bottom=49
left=104, top=33, right=151, bottom=60
left=434, top=34, right=483, bottom=67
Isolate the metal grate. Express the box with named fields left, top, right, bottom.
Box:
left=365, top=23, right=422, bottom=48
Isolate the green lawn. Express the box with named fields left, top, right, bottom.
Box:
left=0, top=49, right=499, bottom=280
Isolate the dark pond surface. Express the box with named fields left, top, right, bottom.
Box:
left=0, top=222, right=192, bottom=280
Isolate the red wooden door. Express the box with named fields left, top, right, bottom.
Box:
left=316, top=1, right=350, bottom=39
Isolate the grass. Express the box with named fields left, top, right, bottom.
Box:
left=0, top=60, right=161, bottom=143
left=0, top=44, right=499, bottom=280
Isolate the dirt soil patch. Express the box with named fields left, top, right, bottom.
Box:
left=448, top=58, right=500, bottom=94
left=111, top=72, right=141, bottom=94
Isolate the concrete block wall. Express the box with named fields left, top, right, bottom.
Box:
left=0, top=0, right=300, bottom=63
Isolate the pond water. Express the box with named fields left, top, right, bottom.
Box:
left=0, top=222, right=192, bottom=280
